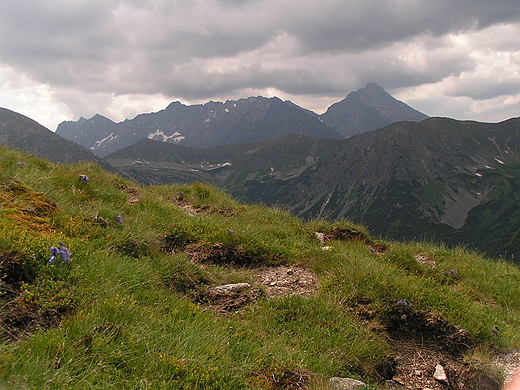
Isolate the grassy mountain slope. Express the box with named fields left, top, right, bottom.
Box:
left=1, top=146, right=520, bottom=389
left=0, top=108, right=113, bottom=171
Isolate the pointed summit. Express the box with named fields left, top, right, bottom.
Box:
left=320, top=83, right=428, bottom=137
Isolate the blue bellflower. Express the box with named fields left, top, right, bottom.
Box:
left=397, top=299, right=413, bottom=307
left=49, top=243, right=72, bottom=264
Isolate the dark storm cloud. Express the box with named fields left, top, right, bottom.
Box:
left=270, top=0, right=520, bottom=53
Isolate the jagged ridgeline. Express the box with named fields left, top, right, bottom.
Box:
left=1, top=146, right=520, bottom=389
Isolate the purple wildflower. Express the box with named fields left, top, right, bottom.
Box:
left=227, top=229, right=235, bottom=235
left=49, top=246, right=59, bottom=263
left=397, top=299, right=413, bottom=307
left=49, top=243, right=72, bottom=264
left=116, top=215, right=123, bottom=224
left=79, top=174, right=90, bottom=183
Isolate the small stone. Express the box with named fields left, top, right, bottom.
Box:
left=207, top=283, right=251, bottom=295
left=329, top=377, right=366, bottom=390
left=433, top=364, right=449, bottom=385
left=322, top=246, right=333, bottom=251
left=391, top=377, right=405, bottom=385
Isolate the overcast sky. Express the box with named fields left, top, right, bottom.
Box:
left=1, top=0, right=520, bottom=131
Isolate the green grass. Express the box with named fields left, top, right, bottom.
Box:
left=1, top=145, right=520, bottom=389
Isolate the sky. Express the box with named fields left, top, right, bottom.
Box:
left=1, top=0, right=520, bottom=131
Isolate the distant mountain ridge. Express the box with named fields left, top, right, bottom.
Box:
left=105, top=116, right=520, bottom=261
left=56, top=83, right=428, bottom=156
left=56, top=96, right=343, bottom=157
left=320, top=83, right=429, bottom=137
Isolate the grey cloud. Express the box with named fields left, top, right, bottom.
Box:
left=447, top=80, right=520, bottom=101
left=279, top=0, right=520, bottom=53
left=1, top=0, right=520, bottom=120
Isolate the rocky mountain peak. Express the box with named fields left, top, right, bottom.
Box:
left=320, top=83, right=429, bottom=137
left=56, top=95, right=342, bottom=157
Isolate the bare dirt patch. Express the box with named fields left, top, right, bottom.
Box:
left=383, top=308, right=502, bottom=389
left=322, top=226, right=371, bottom=243
left=198, top=285, right=262, bottom=315
left=316, top=228, right=387, bottom=253
left=196, top=265, right=320, bottom=314
left=170, top=197, right=236, bottom=217
left=161, top=233, right=196, bottom=253
left=0, top=250, right=72, bottom=341
left=390, top=341, right=501, bottom=390
left=255, top=266, right=319, bottom=298
left=177, top=202, right=207, bottom=216
left=116, top=184, right=140, bottom=203
left=415, top=253, right=438, bottom=269
left=494, top=351, right=520, bottom=385
left=250, top=367, right=311, bottom=390
left=382, top=307, right=474, bottom=356
left=187, top=243, right=260, bottom=266
left=349, top=299, right=503, bottom=389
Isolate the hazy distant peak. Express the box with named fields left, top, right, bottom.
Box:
left=320, top=83, right=428, bottom=137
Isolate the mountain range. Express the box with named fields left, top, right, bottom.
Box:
left=105, top=117, right=520, bottom=261
left=56, top=96, right=341, bottom=157
left=55, top=83, right=427, bottom=156
left=2, top=84, right=520, bottom=262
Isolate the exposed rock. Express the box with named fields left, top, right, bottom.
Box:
left=329, top=377, right=367, bottom=390
left=433, top=364, right=448, bottom=385
left=494, top=350, right=520, bottom=384
left=207, top=283, right=250, bottom=295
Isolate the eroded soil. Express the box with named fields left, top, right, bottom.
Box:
left=255, top=266, right=319, bottom=298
